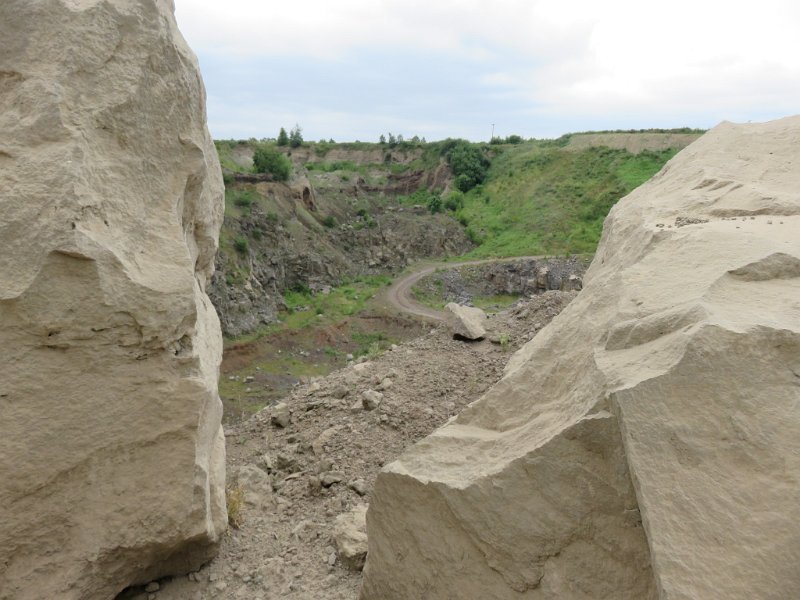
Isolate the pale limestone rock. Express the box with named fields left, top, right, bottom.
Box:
left=445, top=302, right=487, bottom=339
left=232, top=465, right=273, bottom=510
left=334, top=505, right=369, bottom=571
left=271, top=401, right=291, bottom=428
left=361, top=117, right=800, bottom=600
left=0, top=1, right=225, bottom=599
left=361, top=389, right=384, bottom=411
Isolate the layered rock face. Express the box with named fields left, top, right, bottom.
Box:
left=361, top=117, right=800, bottom=599
left=0, top=2, right=226, bottom=599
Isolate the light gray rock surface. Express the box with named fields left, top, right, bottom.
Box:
left=0, top=1, right=225, bottom=599
left=333, top=505, right=369, bottom=572
left=361, top=117, right=800, bottom=600
left=445, top=302, right=487, bottom=339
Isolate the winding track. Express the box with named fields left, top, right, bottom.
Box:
left=382, top=256, right=544, bottom=321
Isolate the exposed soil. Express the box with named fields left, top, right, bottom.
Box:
left=126, top=291, right=577, bottom=600
left=219, top=312, right=427, bottom=424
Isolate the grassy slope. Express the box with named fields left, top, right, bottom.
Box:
left=458, top=143, right=678, bottom=257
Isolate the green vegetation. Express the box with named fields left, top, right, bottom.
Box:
left=233, top=236, right=249, bottom=254
left=457, top=144, right=678, bottom=257
left=214, top=139, right=251, bottom=174
left=289, top=124, right=303, bottom=148
left=276, top=127, right=289, bottom=146
left=280, top=275, right=392, bottom=330
left=471, top=294, right=520, bottom=311
left=445, top=140, right=490, bottom=192
left=306, top=160, right=358, bottom=172
left=253, top=144, right=291, bottom=181
left=490, top=134, right=524, bottom=145
left=224, top=188, right=256, bottom=217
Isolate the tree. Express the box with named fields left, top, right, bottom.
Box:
left=277, top=127, right=289, bottom=146
left=379, top=134, right=386, bottom=144
left=447, top=141, right=489, bottom=192
left=252, top=145, right=291, bottom=181
left=427, top=195, right=442, bottom=214
left=289, top=124, right=303, bottom=148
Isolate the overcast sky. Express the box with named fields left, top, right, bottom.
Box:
left=175, top=0, right=800, bottom=142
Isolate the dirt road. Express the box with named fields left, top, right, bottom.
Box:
left=382, top=256, right=544, bottom=321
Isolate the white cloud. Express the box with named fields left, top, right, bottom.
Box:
left=175, top=0, right=800, bottom=138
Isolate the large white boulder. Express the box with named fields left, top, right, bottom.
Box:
left=445, top=302, right=487, bottom=339
left=0, top=1, right=226, bottom=599
left=361, top=117, right=800, bottom=599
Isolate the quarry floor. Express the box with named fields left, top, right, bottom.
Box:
left=121, top=289, right=575, bottom=600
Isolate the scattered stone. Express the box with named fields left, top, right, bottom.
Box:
left=312, top=427, right=340, bottom=456
left=331, top=385, right=349, bottom=399
left=320, top=472, right=345, bottom=487
left=348, top=479, right=369, bottom=496
left=361, top=390, right=384, bottom=411
left=307, top=475, right=322, bottom=495
left=232, top=465, right=272, bottom=509
left=377, top=378, right=394, bottom=391
left=332, top=505, right=368, bottom=571
left=445, top=303, right=487, bottom=340
left=275, top=453, right=298, bottom=472
left=145, top=581, right=160, bottom=593
left=258, top=453, right=275, bottom=473
left=271, top=402, right=291, bottom=428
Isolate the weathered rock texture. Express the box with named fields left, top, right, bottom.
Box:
left=445, top=302, right=487, bottom=340
left=0, top=2, right=226, bottom=599
left=361, top=117, right=800, bottom=600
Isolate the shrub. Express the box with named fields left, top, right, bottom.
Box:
left=444, top=190, right=464, bottom=211
left=427, top=195, right=442, bottom=214
left=322, top=215, right=337, bottom=228
left=289, top=124, right=303, bottom=148
left=226, top=485, right=245, bottom=529
left=276, top=127, right=289, bottom=146
left=252, top=145, right=291, bottom=181
left=232, top=190, right=253, bottom=207
left=233, top=236, right=249, bottom=254
left=447, top=141, right=489, bottom=192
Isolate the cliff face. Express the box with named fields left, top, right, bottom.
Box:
left=360, top=117, right=800, bottom=599
left=210, top=143, right=472, bottom=337
left=0, top=1, right=226, bottom=598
